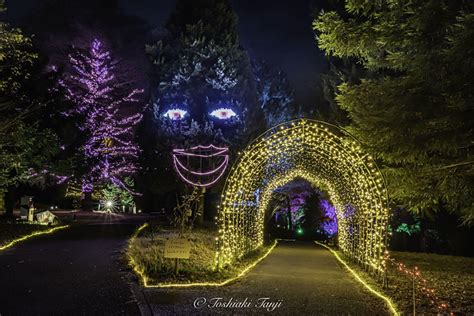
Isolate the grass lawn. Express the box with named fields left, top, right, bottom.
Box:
left=338, top=249, right=473, bottom=315
left=126, top=223, right=272, bottom=285
left=0, top=221, right=58, bottom=249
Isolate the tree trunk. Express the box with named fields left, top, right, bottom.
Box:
left=287, top=195, right=292, bottom=231
left=419, top=219, right=427, bottom=252
left=81, top=192, right=93, bottom=211
left=195, top=187, right=206, bottom=224
left=4, top=186, right=17, bottom=217
left=0, top=191, right=5, bottom=215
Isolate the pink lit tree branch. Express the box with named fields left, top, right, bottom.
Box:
left=61, top=38, right=143, bottom=194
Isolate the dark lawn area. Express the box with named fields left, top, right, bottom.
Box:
left=386, top=251, right=474, bottom=315
left=340, top=248, right=474, bottom=315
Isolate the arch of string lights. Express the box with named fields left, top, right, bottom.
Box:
left=215, top=119, right=389, bottom=273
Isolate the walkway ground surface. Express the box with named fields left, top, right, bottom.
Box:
left=142, top=240, right=390, bottom=315
left=1, top=221, right=390, bottom=315
left=0, top=218, right=143, bottom=315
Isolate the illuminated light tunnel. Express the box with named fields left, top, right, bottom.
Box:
left=215, top=119, right=389, bottom=273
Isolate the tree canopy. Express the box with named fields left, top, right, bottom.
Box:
left=61, top=39, right=143, bottom=194
left=0, top=0, right=60, bottom=212
left=314, top=0, right=474, bottom=224
left=141, top=0, right=264, bottom=201
left=146, top=0, right=260, bottom=146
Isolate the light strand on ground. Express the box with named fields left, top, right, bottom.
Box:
left=127, top=222, right=277, bottom=288
left=151, top=240, right=277, bottom=288
left=383, top=252, right=452, bottom=314
left=127, top=223, right=150, bottom=286
left=0, top=225, right=69, bottom=251
left=315, top=241, right=399, bottom=316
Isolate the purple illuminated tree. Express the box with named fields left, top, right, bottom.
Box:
left=62, top=38, right=143, bottom=194
left=320, top=199, right=338, bottom=237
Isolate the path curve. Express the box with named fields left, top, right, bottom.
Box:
left=0, top=224, right=141, bottom=315
left=144, top=240, right=390, bottom=315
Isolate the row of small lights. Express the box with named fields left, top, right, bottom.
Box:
left=383, top=251, right=452, bottom=314
left=0, top=225, right=69, bottom=251
left=215, top=119, right=389, bottom=272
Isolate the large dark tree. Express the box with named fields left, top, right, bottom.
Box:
left=141, top=0, right=267, bottom=213
left=319, top=58, right=362, bottom=126
left=314, top=0, right=474, bottom=224
left=146, top=0, right=260, bottom=146
left=0, top=1, right=61, bottom=214
left=253, top=60, right=297, bottom=127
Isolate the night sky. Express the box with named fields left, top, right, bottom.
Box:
left=6, top=0, right=328, bottom=107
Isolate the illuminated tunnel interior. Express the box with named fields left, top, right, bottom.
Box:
left=215, top=119, right=389, bottom=273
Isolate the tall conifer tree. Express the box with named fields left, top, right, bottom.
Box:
left=314, top=0, right=474, bottom=223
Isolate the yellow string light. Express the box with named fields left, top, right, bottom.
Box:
left=216, top=119, right=389, bottom=273
left=127, top=222, right=278, bottom=288
left=315, top=241, right=399, bottom=316
left=0, top=225, right=69, bottom=251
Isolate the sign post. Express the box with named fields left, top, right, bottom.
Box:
left=164, top=238, right=191, bottom=275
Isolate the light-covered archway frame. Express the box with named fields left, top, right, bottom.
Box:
left=215, top=119, right=389, bottom=273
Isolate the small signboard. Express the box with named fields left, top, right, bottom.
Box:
left=164, top=238, right=191, bottom=259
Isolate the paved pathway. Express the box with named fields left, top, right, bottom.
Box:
left=0, top=226, right=390, bottom=315
left=143, top=241, right=390, bottom=315
left=0, top=224, right=142, bottom=315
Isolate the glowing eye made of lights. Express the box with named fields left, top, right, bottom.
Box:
left=209, top=108, right=237, bottom=120
left=163, top=108, right=187, bottom=120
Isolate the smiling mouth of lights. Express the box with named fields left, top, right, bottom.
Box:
left=172, top=144, right=229, bottom=187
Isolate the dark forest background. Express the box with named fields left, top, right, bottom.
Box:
left=1, top=0, right=473, bottom=256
